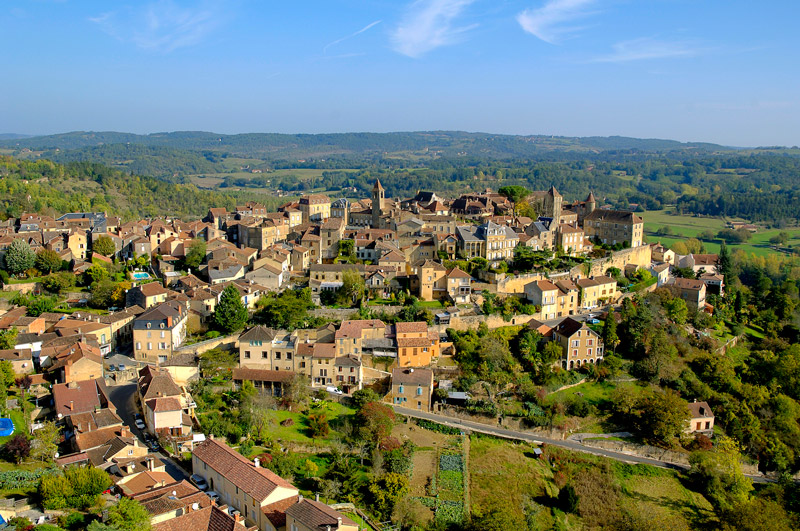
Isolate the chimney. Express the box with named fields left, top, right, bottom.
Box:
left=337, top=516, right=342, bottom=528
left=298, top=494, right=303, bottom=502
left=315, top=493, right=320, bottom=502
left=253, top=457, right=260, bottom=468
left=70, top=400, right=74, bottom=411
left=234, top=513, right=240, bottom=523
left=146, top=457, right=154, bottom=471
left=120, top=426, right=130, bottom=437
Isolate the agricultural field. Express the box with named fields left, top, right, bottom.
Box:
left=642, top=209, right=800, bottom=257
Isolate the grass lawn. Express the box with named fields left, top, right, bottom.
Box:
left=545, top=380, right=646, bottom=409
left=257, top=402, right=355, bottom=446
left=0, top=409, right=27, bottom=445
left=416, top=300, right=448, bottom=309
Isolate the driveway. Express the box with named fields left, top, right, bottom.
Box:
left=106, top=383, right=189, bottom=482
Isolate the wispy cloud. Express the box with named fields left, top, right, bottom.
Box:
left=517, top=0, right=597, bottom=44
left=90, top=0, right=225, bottom=53
left=591, top=38, right=701, bottom=62
left=324, top=20, right=382, bottom=55
left=391, top=0, right=477, bottom=58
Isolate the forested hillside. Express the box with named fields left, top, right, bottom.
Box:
left=0, top=130, right=730, bottom=159
left=0, top=157, right=286, bottom=221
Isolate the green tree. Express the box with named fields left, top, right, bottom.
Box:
left=0, top=328, right=18, bottom=349
left=304, top=459, right=319, bottom=478
left=86, top=264, right=109, bottom=284
left=30, top=421, right=60, bottom=462
left=35, top=249, right=62, bottom=274
left=184, top=239, right=206, bottom=269
left=198, top=348, right=237, bottom=378
left=602, top=309, right=619, bottom=353
left=39, top=466, right=112, bottom=510
left=663, top=297, right=688, bottom=324
left=27, top=295, right=56, bottom=317
left=341, top=267, right=365, bottom=305
left=92, top=235, right=116, bottom=257
left=635, top=388, right=689, bottom=447
left=106, top=497, right=152, bottom=531
left=213, top=284, right=249, bottom=333
left=43, top=271, right=77, bottom=293
left=719, top=240, right=732, bottom=279
left=350, top=388, right=380, bottom=410
left=3, top=239, right=35, bottom=275
left=688, top=436, right=753, bottom=511
left=367, top=473, right=409, bottom=519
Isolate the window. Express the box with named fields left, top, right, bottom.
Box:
left=696, top=422, right=701, bottom=430
left=275, top=352, right=281, bottom=360
left=136, top=342, right=141, bottom=350
left=417, top=387, right=423, bottom=395
left=286, top=353, right=292, bottom=360
left=147, top=342, right=152, bottom=350
left=245, top=351, right=251, bottom=359
left=398, top=385, right=404, bottom=393
left=705, top=421, right=711, bottom=429
left=262, top=352, right=268, bottom=359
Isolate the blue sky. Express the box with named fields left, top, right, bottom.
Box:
left=1, top=0, right=798, bottom=146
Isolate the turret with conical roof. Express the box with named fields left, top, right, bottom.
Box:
left=585, top=191, right=596, bottom=215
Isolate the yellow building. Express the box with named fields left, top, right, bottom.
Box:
left=192, top=439, right=299, bottom=531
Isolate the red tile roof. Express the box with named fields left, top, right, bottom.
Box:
left=192, top=439, right=297, bottom=503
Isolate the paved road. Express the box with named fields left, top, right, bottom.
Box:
left=105, top=382, right=189, bottom=482
left=392, top=406, right=774, bottom=484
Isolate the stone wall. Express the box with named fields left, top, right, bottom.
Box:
left=174, top=333, right=240, bottom=356
left=311, top=305, right=403, bottom=321
left=1, top=281, right=40, bottom=294
left=497, top=272, right=545, bottom=294
left=571, top=245, right=653, bottom=279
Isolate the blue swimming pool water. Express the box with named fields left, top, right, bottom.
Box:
left=0, top=418, right=14, bottom=437
left=131, top=272, right=150, bottom=280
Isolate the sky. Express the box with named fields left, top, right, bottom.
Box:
left=1, top=0, right=799, bottom=147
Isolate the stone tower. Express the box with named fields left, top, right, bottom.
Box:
left=372, top=179, right=385, bottom=228
left=585, top=191, right=596, bottom=215
left=548, top=186, right=563, bottom=225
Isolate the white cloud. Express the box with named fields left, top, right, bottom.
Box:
left=517, top=0, right=597, bottom=44
left=90, top=0, right=224, bottom=53
left=592, top=38, right=699, bottom=62
left=391, top=0, right=477, bottom=58
left=324, top=20, right=382, bottom=55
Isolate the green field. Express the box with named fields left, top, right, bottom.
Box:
left=642, top=209, right=800, bottom=257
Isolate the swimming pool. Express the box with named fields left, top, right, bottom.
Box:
left=0, top=418, right=14, bottom=437
left=131, top=272, right=151, bottom=280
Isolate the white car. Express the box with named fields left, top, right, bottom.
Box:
left=325, top=386, right=344, bottom=395
left=134, top=418, right=146, bottom=430
left=206, top=491, right=220, bottom=503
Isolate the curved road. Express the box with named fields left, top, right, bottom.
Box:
left=391, top=405, right=774, bottom=484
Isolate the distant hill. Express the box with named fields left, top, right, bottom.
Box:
left=0, top=133, right=34, bottom=140
left=0, top=130, right=738, bottom=160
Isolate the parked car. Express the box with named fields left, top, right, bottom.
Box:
left=588, top=318, right=601, bottom=324
left=118, top=363, right=127, bottom=371
left=190, top=474, right=209, bottom=491
left=325, top=386, right=344, bottom=395
left=135, top=418, right=146, bottom=430
left=206, top=491, right=220, bottom=504
left=107, top=365, right=116, bottom=372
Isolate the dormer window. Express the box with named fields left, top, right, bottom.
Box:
left=146, top=323, right=151, bottom=329
left=160, top=323, right=165, bottom=329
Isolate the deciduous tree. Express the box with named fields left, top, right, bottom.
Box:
left=35, top=249, right=62, bottom=274
left=3, top=239, right=35, bottom=275
left=92, top=235, right=116, bottom=257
